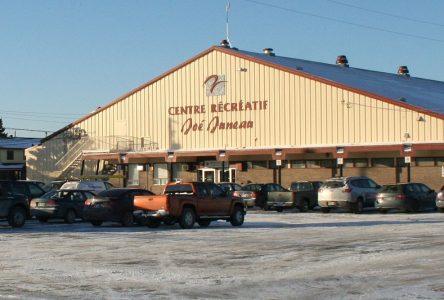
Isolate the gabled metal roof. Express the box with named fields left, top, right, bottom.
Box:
left=234, top=49, right=444, bottom=115
left=0, top=138, right=41, bottom=149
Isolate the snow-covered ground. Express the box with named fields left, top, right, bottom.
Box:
left=1, top=210, right=444, bottom=300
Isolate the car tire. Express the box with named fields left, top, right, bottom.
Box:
left=179, top=207, right=196, bottom=229
left=8, top=207, right=26, bottom=228
left=121, top=211, right=134, bottom=227
left=438, top=208, right=444, bottom=213
left=354, top=199, right=364, bottom=214
left=37, top=217, right=49, bottom=223
left=276, top=207, right=283, bottom=213
left=320, top=207, right=330, bottom=214
left=230, top=206, right=244, bottom=226
left=198, top=219, right=212, bottom=227
left=379, top=209, right=388, bottom=214
left=64, top=210, right=76, bottom=224
left=91, top=220, right=103, bottom=227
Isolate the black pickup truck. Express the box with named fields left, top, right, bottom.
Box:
left=266, top=181, right=322, bottom=212
left=0, top=181, right=30, bottom=227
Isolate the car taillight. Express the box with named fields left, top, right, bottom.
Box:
left=318, top=188, right=323, bottom=193
left=46, top=200, right=58, bottom=206
left=233, top=191, right=240, bottom=197
left=342, top=188, right=352, bottom=193
left=84, top=199, right=92, bottom=206
left=396, top=194, right=407, bottom=199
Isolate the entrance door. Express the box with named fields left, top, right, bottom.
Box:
left=198, top=167, right=237, bottom=183
left=198, top=168, right=218, bottom=183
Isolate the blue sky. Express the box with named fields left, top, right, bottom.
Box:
left=1, top=0, right=444, bottom=138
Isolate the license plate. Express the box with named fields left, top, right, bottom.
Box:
left=328, top=201, right=337, bottom=206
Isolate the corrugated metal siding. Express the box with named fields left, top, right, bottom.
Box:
left=26, top=48, right=444, bottom=180
left=70, top=50, right=444, bottom=148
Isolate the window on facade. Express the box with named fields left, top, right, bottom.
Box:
left=320, top=160, right=335, bottom=168
left=415, top=157, right=435, bottom=167
left=372, top=158, right=395, bottom=167
left=354, top=158, right=369, bottom=168
left=251, top=161, right=267, bottom=169
left=290, top=160, right=305, bottom=168
left=306, top=160, right=321, bottom=168
left=7, top=150, right=14, bottom=161
left=343, top=159, right=354, bottom=168
left=154, top=163, right=169, bottom=185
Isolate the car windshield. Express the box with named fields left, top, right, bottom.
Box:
left=378, top=185, right=401, bottom=193
left=321, top=181, right=345, bottom=188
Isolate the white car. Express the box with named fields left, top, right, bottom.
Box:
left=60, top=181, right=114, bottom=194
left=318, top=176, right=380, bottom=214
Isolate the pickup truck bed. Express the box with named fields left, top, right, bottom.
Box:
left=133, top=182, right=246, bottom=229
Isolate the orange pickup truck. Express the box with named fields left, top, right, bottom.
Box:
left=133, top=181, right=246, bottom=229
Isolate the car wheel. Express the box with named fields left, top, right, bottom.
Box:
left=354, top=199, right=364, bottom=214
left=38, top=217, right=49, bottom=223
left=91, top=220, right=103, bottom=227
left=320, top=207, right=330, bottom=213
left=198, top=219, right=212, bottom=227
left=179, top=207, right=196, bottom=229
left=276, top=207, right=283, bottom=213
left=64, top=210, right=76, bottom=224
left=438, top=208, right=444, bottom=213
left=379, top=209, right=388, bottom=214
left=230, top=206, right=244, bottom=226
left=121, top=211, right=134, bottom=227
left=8, top=207, right=26, bottom=228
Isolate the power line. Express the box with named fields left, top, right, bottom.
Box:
left=2, top=116, right=68, bottom=124
left=326, top=0, right=444, bottom=28
left=0, top=109, right=84, bottom=117
left=243, top=0, right=444, bottom=43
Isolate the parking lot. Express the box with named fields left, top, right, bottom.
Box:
left=1, top=210, right=444, bottom=300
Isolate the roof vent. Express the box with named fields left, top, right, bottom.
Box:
left=398, top=66, right=410, bottom=77
left=263, top=48, right=275, bottom=56
left=336, top=55, right=349, bottom=67
left=220, top=39, right=230, bottom=48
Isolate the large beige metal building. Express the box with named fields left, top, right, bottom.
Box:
left=26, top=43, right=444, bottom=193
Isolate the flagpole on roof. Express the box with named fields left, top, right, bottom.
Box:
left=226, top=2, right=232, bottom=47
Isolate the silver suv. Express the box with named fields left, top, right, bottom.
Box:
left=318, top=176, right=380, bottom=213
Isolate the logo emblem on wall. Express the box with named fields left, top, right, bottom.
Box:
left=204, top=75, right=226, bottom=96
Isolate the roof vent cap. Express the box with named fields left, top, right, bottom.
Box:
left=220, top=39, right=230, bottom=48
left=398, top=66, right=410, bottom=77
left=336, top=55, right=349, bottom=67
left=263, top=48, right=275, bottom=56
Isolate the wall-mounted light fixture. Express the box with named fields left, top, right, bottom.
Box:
left=336, top=146, right=344, bottom=154
left=167, top=151, right=174, bottom=158
left=237, top=67, right=247, bottom=72
left=275, top=149, right=283, bottom=156
left=417, top=116, right=425, bottom=122
left=403, top=144, right=412, bottom=152
left=120, top=154, right=126, bottom=162
left=219, top=150, right=226, bottom=157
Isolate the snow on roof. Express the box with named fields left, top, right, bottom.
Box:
left=0, top=138, right=41, bottom=149
left=235, top=49, right=444, bottom=115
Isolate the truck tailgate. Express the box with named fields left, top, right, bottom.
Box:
left=267, top=191, right=294, bottom=203
left=134, top=195, right=168, bottom=211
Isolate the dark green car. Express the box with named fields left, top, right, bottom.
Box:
left=30, top=189, right=96, bottom=223
left=375, top=183, right=436, bottom=213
